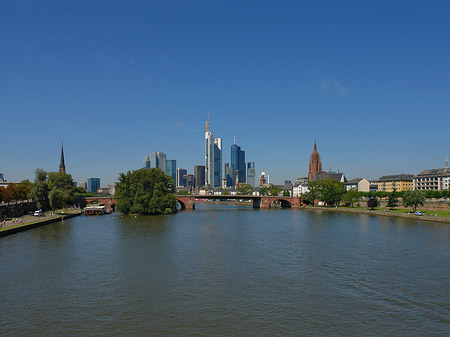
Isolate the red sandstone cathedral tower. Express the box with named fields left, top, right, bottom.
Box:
left=308, top=139, right=322, bottom=181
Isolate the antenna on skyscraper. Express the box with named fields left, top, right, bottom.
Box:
left=234, top=134, right=236, bottom=145
left=446, top=157, right=448, bottom=168
left=205, top=110, right=210, bottom=132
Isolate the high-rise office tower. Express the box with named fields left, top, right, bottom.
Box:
left=238, top=148, right=245, bottom=183
left=231, top=136, right=246, bottom=184
left=87, top=177, right=100, bottom=193
left=205, top=111, right=222, bottom=187
left=166, top=160, right=176, bottom=183
left=194, top=165, right=205, bottom=189
left=150, top=152, right=167, bottom=172
left=213, top=138, right=222, bottom=187
left=143, top=156, right=151, bottom=169
left=184, top=174, right=195, bottom=192
left=176, top=168, right=187, bottom=187
left=247, top=162, right=255, bottom=187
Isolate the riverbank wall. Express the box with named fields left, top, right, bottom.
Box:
left=0, top=213, right=81, bottom=237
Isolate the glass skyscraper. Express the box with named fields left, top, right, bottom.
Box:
left=204, top=112, right=222, bottom=187
left=176, top=168, right=187, bottom=187
left=231, top=141, right=246, bottom=183
left=150, top=152, right=166, bottom=172
left=247, top=162, right=255, bottom=187
left=166, top=160, right=176, bottom=183
left=143, top=156, right=151, bottom=169
left=87, top=177, right=100, bottom=193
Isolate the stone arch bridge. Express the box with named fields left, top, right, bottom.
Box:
left=176, top=195, right=302, bottom=210
left=81, top=195, right=302, bottom=211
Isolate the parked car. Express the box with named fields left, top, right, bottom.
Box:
left=414, top=211, right=423, bottom=216
left=34, top=210, right=44, bottom=216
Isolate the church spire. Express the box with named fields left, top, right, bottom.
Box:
left=59, top=141, right=66, bottom=173
left=314, top=138, right=317, bottom=152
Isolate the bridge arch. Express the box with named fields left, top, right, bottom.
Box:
left=272, top=198, right=292, bottom=208
left=176, top=199, right=186, bottom=210
left=175, top=196, right=195, bottom=210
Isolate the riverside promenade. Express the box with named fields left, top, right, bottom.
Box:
left=0, top=211, right=81, bottom=237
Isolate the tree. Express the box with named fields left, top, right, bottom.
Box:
left=237, top=183, right=253, bottom=195
left=115, top=168, right=177, bottom=215
left=282, top=189, right=291, bottom=197
left=342, top=188, right=360, bottom=207
left=367, top=197, right=378, bottom=210
left=259, top=186, right=269, bottom=196
left=31, top=169, right=50, bottom=210
left=387, top=192, right=398, bottom=209
left=403, top=190, right=425, bottom=212
left=303, top=180, right=321, bottom=206
left=268, top=186, right=281, bottom=196
left=222, top=190, right=230, bottom=196
left=6, top=183, right=19, bottom=204
left=17, top=180, right=33, bottom=201
left=0, top=186, right=3, bottom=203
left=47, top=171, right=76, bottom=210
left=320, top=178, right=346, bottom=206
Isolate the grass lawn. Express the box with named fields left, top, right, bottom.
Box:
left=340, top=206, right=450, bottom=218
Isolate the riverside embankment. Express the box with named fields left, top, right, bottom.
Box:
left=0, top=212, right=81, bottom=237
left=303, top=206, right=450, bottom=224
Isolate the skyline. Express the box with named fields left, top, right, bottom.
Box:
left=1, top=1, right=449, bottom=185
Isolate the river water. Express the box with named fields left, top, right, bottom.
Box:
left=1, top=204, right=449, bottom=336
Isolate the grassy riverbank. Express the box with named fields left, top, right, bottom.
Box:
left=304, top=206, right=450, bottom=224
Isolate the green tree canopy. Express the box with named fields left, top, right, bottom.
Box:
left=237, top=184, right=253, bottom=195
left=387, top=191, right=399, bottom=209
left=319, top=178, right=346, bottom=206
left=259, top=186, right=269, bottom=196
left=303, top=180, right=321, bottom=206
left=116, top=168, right=177, bottom=215
left=403, top=190, right=425, bottom=211
left=48, top=172, right=76, bottom=210
left=30, top=169, right=50, bottom=210
left=268, top=186, right=281, bottom=196
left=342, top=188, right=360, bottom=207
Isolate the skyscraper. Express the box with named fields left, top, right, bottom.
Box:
left=143, top=156, right=151, bottom=169
left=205, top=111, right=222, bottom=187
left=194, top=165, right=205, bottom=189
left=150, top=152, right=167, bottom=172
left=213, top=138, right=222, bottom=187
left=247, top=162, right=255, bottom=187
left=176, top=168, right=187, bottom=187
left=166, top=160, right=177, bottom=183
left=231, top=136, right=246, bottom=183
left=87, top=177, right=100, bottom=193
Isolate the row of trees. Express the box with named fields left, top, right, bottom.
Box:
left=301, top=178, right=429, bottom=212
left=360, top=189, right=450, bottom=200
left=0, top=169, right=77, bottom=211
left=0, top=180, right=33, bottom=204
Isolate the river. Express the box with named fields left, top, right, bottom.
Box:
left=1, top=204, right=449, bottom=336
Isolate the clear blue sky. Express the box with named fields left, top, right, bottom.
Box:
left=1, top=0, right=449, bottom=186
